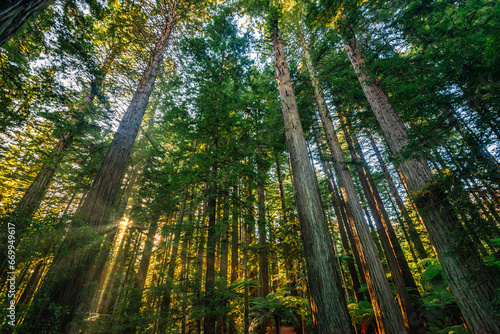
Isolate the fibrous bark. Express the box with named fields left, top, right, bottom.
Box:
left=272, top=27, right=354, bottom=333
left=300, top=33, right=406, bottom=333
left=343, top=33, right=500, bottom=333
left=368, top=134, right=429, bottom=260
left=79, top=7, right=177, bottom=227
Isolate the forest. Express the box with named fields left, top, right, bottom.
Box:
left=0, top=0, right=499, bottom=333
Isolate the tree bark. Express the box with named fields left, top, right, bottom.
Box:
left=0, top=0, right=51, bottom=46
left=257, top=146, right=270, bottom=299
left=313, top=128, right=364, bottom=303
left=272, top=28, right=354, bottom=333
left=340, top=116, right=426, bottom=333
left=343, top=33, right=500, bottom=333
left=368, top=134, right=428, bottom=260
left=204, top=172, right=218, bottom=334
left=299, top=33, right=406, bottom=333
left=79, top=6, right=177, bottom=228
left=230, top=184, right=239, bottom=284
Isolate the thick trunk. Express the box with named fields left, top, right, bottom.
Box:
left=300, top=33, right=406, bottom=333
left=273, top=29, right=354, bottom=333
left=79, top=8, right=176, bottom=228
left=343, top=34, right=500, bottom=333
left=0, top=0, right=51, bottom=46
left=368, top=134, right=428, bottom=260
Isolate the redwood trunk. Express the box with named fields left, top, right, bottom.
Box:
left=79, top=8, right=177, bottom=227
left=300, top=33, right=406, bottom=333
left=272, top=28, right=354, bottom=333
left=340, top=116, right=426, bottom=333
left=368, top=134, right=428, bottom=260
left=343, top=34, right=500, bottom=333
left=313, top=128, right=364, bottom=303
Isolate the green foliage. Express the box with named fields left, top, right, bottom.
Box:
left=347, top=300, right=375, bottom=326
left=250, top=291, right=309, bottom=329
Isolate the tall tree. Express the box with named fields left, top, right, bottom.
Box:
left=342, top=26, right=500, bottom=333
left=298, top=30, right=407, bottom=333
left=268, top=7, right=354, bottom=332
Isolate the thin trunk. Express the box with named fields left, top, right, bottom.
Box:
left=230, top=184, right=239, bottom=284
left=158, top=186, right=189, bottom=331
left=17, top=259, right=45, bottom=306
left=219, top=188, right=229, bottom=281
left=273, top=28, right=353, bottom=333
left=204, top=174, right=218, bottom=334
left=313, top=127, right=364, bottom=303
left=257, top=146, right=270, bottom=334
left=257, top=146, right=269, bottom=299
left=244, top=211, right=250, bottom=334
left=136, top=214, right=161, bottom=288
left=299, top=32, right=406, bottom=333
left=340, top=115, right=426, bottom=333
left=343, top=33, right=500, bottom=332
left=61, top=193, right=77, bottom=217
left=368, top=134, right=428, bottom=260
left=15, top=47, right=118, bottom=220
left=194, top=194, right=207, bottom=334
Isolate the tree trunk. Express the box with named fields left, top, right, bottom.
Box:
left=368, top=134, right=428, bottom=260
left=219, top=187, right=229, bottom=281
left=158, top=186, right=189, bottom=332
left=230, top=184, right=239, bottom=284
left=313, top=127, right=364, bottom=303
left=15, top=47, right=118, bottom=220
left=204, top=173, right=218, bottom=334
left=0, top=0, right=51, bottom=46
left=257, top=146, right=270, bottom=299
left=343, top=33, right=500, bottom=333
left=79, top=6, right=177, bottom=228
left=194, top=193, right=207, bottom=334
left=273, top=28, right=354, bottom=333
left=299, top=33, right=406, bottom=333
left=340, top=116, right=426, bottom=333
left=17, top=259, right=45, bottom=306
